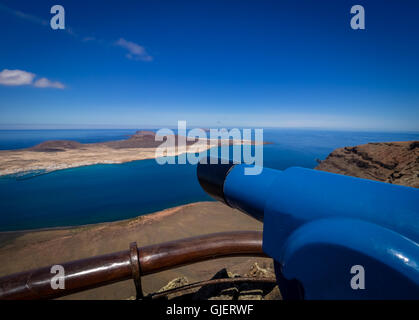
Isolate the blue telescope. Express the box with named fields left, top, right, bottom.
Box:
left=197, top=158, right=419, bottom=299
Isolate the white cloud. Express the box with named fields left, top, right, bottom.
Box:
left=0, top=69, right=65, bottom=89
left=34, top=78, right=65, bottom=89
left=0, top=3, right=49, bottom=26
left=1, top=5, right=156, bottom=62
left=115, top=38, right=153, bottom=61
left=0, top=69, right=35, bottom=86
left=0, top=3, right=77, bottom=37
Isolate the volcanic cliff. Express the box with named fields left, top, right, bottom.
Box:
left=315, top=141, right=419, bottom=188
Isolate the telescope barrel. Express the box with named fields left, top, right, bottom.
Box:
left=197, top=157, right=278, bottom=222
left=196, top=158, right=236, bottom=205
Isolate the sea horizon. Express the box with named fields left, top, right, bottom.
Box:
left=1, top=127, right=418, bottom=150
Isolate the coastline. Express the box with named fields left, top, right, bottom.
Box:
left=0, top=134, right=265, bottom=177
left=0, top=142, right=205, bottom=177
left=0, top=201, right=204, bottom=235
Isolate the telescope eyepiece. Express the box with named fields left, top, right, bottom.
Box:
left=197, top=157, right=236, bottom=205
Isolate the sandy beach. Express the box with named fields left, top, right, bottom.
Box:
left=0, top=201, right=273, bottom=300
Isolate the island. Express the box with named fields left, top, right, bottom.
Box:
left=0, top=130, right=268, bottom=177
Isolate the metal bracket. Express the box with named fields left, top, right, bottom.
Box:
left=129, top=242, right=143, bottom=300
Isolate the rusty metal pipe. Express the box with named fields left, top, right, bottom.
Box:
left=0, top=231, right=265, bottom=300
left=139, top=231, right=266, bottom=274
left=0, top=250, right=132, bottom=300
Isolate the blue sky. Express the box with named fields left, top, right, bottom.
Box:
left=0, top=0, right=418, bottom=131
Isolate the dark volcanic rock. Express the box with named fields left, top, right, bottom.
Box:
left=101, top=134, right=199, bottom=149
left=133, top=130, right=156, bottom=136
left=22, top=129, right=271, bottom=153
left=102, top=134, right=163, bottom=149
left=315, top=141, right=419, bottom=188
left=153, top=263, right=279, bottom=301
left=29, top=140, right=83, bottom=152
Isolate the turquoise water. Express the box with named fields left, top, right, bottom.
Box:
left=0, top=129, right=418, bottom=231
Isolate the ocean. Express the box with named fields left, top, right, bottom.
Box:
left=0, top=129, right=418, bottom=231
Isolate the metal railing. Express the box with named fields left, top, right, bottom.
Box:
left=0, top=231, right=267, bottom=300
